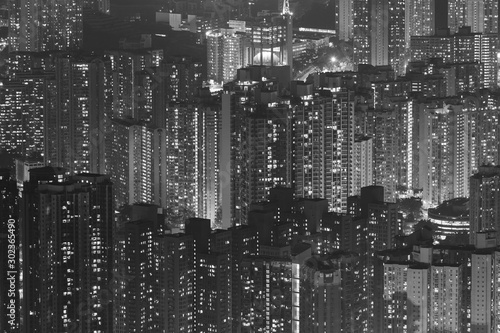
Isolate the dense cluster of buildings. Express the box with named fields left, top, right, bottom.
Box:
left=347, top=0, right=499, bottom=76
left=1, top=0, right=500, bottom=332
left=2, top=166, right=499, bottom=332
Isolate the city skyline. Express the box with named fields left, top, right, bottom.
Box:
left=1, top=0, right=500, bottom=332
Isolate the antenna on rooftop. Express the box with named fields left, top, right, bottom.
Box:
left=282, top=0, right=290, bottom=15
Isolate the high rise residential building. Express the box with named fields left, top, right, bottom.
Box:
left=362, top=101, right=413, bottom=201
left=246, top=203, right=276, bottom=247
left=21, top=171, right=113, bottom=332
left=298, top=252, right=365, bottom=333
left=352, top=0, right=371, bottom=66
left=163, top=104, right=220, bottom=228
left=110, top=116, right=205, bottom=217
left=387, top=0, right=407, bottom=75
left=363, top=187, right=402, bottom=254
left=160, top=56, right=204, bottom=104
left=465, top=0, right=486, bottom=33
left=241, top=256, right=292, bottom=332
left=185, top=217, right=212, bottom=330
left=242, top=103, right=293, bottom=220
left=114, top=206, right=212, bottom=333
left=447, top=0, right=468, bottom=34
left=44, top=56, right=111, bottom=174
left=321, top=212, right=367, bottom=255
left=0, top=53, right=112, bottom=171
left=113, top=204, right=166, bottom=332
left=430, top=264, right=462, bottom=331
left=114, top=219, right=159, bottom=332
left=368, top=79, right=408, bottom=107
left=199, top=105, right=221, bottom=225
left=411, top=27, right=498, bottom=88
left=370, top=0, right=406, bottom=74
left=110, top=118, right=155, bottom=209
left=9, top=0, right=83, bottom=52
left=0, top=77, right=45, bottom=158
left=291, top=243, right=312, bottom=333
left=405, top=0, right=435, bottom=45
left=0, top=51, right=75, bottom=159
left=20, top=166, right=66, bottom=333
left=351, top=135, right=373, bottom=196
left=360, top=0, right=436, bottom=74
left=110, top=210, right=252, bottom=333
left=111, top=102, right=220, bottom=226
left=386, top=258, right=459, bottom=333
left=157, top=233, right=195, bottom=332
left=210, top=225, right=258, bottom=333
left=131, top=67, right=157, bottom=124
left=221, top=80, right=260, bottom=227
left=363, top=187, right=402, bottom=332
left=383, top=262, right=414, bottom=332
left=392, top=99, right=414, bottom=195
left=471, top=232, right=500, bottom=333
left=436, top=62, right=481, bottom=95
left=107, top=50, right=154, bottom=120
left=462, top=90, right=500, bottom=171
left=448, top=0, right=499, bottom=34
left=370, top=0, right=389, bottom=67
left=287, top=198, right=323, bottom=234
left=480, top=0, right=499, bottom=34
left=206, top=28, right=246, bottom=84
left=334, top=0, right=353, bottom=41
left=410, top=30, right=454, bottom=63
left=365, top=109, right=398, bottom=202
left=246, top=200, right=276, bottom=248
left=6, top=52, right=52, bottom=78
left=222, top=69, right=291, bottom=227
left=197, top=252, right=232, bottom=332
left=164, top=105, right=201, bottom=225
left=419, top=103, right=469, bottom=207
left=381, top=237, right=500, bottom=333
left=294, top=90, right=354, bottom=213
left=469, top=166, right=500, bottom=244
left=453, top=28, right=498, bottom=89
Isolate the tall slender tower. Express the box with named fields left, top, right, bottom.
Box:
left=282, top=0, right=293, bottom=72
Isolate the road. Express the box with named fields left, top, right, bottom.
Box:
left=294, top=64, right=319, bottom=81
